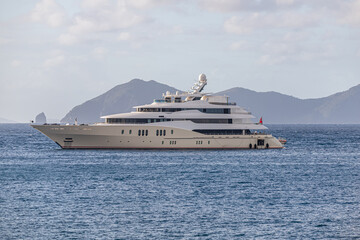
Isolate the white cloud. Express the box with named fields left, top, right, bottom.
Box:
left=92, top=47, right=108, bottom=59
left=224, top=11, right=320, bottom=35
left=0, top=37, right=11, bottom=45
left=198, top=0, right=276, bottom=12
left=58, top=1, right=144, bottom=45
left=43, top=55, right=65, bottom=67
left=259, top=54, right=288, bottom=65
left=257, top=37, right=337, bottom=65
left=81, top=0, right=110, bottom=9
left=30, top=0, right=66, bottom=27
left=11, top=60, right=21, bottom=67
left=339, top=0, right=360, bottom=26
left=276, top=0, right=294, bottom=6
left=58, top=33, right=79, bottom=45
left=229, top=41, right=247, bottom=50
left=117, top=32, right=131, bottom=41
left=283, top=31, right=309, bottom=42
left=224, top=15, right=252, bottom=34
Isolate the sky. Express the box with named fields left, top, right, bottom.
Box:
left=1, top=0, right=360, bottom=122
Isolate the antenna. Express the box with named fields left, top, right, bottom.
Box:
left=189, top=74, right=207, bottom=94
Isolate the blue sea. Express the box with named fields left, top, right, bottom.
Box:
left=0, top=124, right=359, bottom=239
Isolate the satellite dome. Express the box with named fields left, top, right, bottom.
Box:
left=199, top=73, right=207, bottom=82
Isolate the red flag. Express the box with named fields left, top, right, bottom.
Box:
left=259, top=117, right=263, bottom=124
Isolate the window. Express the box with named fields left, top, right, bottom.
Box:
left=156, top=130, right=159, bottom=136
left=129, top=130, right=132, bottom=134
left=121, top=130, right=124, bottom=134
left=193, top=129, right=243, bottom=135
left=160, top=130, right=163, bottom=136
left=163, top=130, right=166, bottom=136
left=257, top=139, right=265, bottom=146
left=142, top=130, right=144, bottom=136
left=189, top=119, right=232, bottom=124
left=171, top=130, right=174, bottom=134
left=145, top=130, right=148, bottom=136
left=138, top=130, right=141, bottom=136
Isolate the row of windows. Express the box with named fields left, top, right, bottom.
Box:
left=191, top=119, right=232, bottom=124
left=107, top=118, right=232, bottom=124
left=138, top=129, right=148, bottom=136
left=156, top=129, right=166, bottom=136
left=118, top=129, right=173, bottom=135
left=136, top=108, right=230, bottom=114
left=196, top=140, right=211, bottom=144
left=193, top=129, right=251, bottom=135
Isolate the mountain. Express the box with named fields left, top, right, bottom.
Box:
left=61, top=79, right=179, bottom=123
left=61, top=79, right=360, bottom=124
left=35, top=112, right=47, bottom=124
left=0, top=117, right=17, bottom=123
left=219, top=84, right=360, bottom=123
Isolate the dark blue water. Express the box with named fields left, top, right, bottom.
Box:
left=0, top=124, right=359, bottom=239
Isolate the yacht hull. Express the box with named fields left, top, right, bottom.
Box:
left=32, top=124, right=284, bottom=149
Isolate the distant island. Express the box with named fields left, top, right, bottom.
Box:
left=60, top=79, right=360, bottom=124
left=0, top=117, right=17, bottom=123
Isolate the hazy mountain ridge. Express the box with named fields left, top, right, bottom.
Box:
left=0, top=117, right=17, bottom=123
left=61, top=79, right=179, bottom=123
left=61, top=79, right=360, bottom=124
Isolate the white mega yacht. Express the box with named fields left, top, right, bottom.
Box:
left=32, top=74, right=285, bottom=149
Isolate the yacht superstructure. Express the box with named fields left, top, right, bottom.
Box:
left=32, top=74, right=284, bottom=149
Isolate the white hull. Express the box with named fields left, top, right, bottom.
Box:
left=32, top=124, right=284, bottom=149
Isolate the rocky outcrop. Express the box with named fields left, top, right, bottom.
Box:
left=35, top=112, right=47, bottom=124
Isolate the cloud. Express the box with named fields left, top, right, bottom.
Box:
left=30, top=0, right=66, bottom=27
left=58, top=33, right=79, bottom=45
left=11, top=60, right=21, bottom=67
left=0, top=37, right=12, bottom=45
left=126, top=0, right=169, bottom=9
left=58, top=0, right=144, bottom=45
left=43, top=55, right=65, bottom=67
left=338, top=0, right=360, bottom=26
left=258, top=36, right=337, bottom=65
left=198, top=0, right=276, bottom=12
left=229, top=41, right=248, bottom=50
left=92, top=47, right=108, bottom=59
left=224, top=11, right=320, bottom=34
left=117, top=32, right=131, bottom=41
left=259, top=54, right=288, bottom=65
left=276, top=0, right=295, bottom=6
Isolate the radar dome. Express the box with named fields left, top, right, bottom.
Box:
left=199, top=73, right=207, bottom=82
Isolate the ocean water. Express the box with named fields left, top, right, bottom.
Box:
left=0, top=124, right=359, bottom=239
